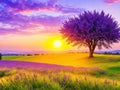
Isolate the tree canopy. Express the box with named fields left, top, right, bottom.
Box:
left=60, top=11, right=120, bottom=58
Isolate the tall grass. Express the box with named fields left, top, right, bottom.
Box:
left=0, top=69, right=120, bottom=90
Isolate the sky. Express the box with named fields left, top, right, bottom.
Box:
left=0, top=0, right=120, bottom=53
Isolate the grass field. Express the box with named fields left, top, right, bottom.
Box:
left=1, top=53, right=120, bottom=90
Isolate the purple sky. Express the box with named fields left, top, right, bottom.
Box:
left=0, top=0, right=120, bottom=53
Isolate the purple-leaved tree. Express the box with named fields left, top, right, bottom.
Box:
left=60, top=11, right=120, bottom=58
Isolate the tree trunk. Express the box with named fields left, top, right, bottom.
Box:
left=89, top=49, right=94, bottom=58
left=88, top=45, right=96, bottom=58
left=87, top=39, right=97, bottom=58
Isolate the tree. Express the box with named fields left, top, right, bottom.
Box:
left=0, top=53, right=2, bottom=60
left=60, top=11, right=120, bottom=58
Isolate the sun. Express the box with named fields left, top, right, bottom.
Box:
left=53, top=40, right=62, bottom=48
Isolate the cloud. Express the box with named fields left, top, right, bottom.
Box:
left=0, top=0, right=83, bottom=35
left=0, top=12, right=66, bottom=35
left=0, top=0, right=83, bottom=14
left=47, top=0, right=58, bottom=7
left=0, top=0, right=47, bottom=12
left=103, top=0, right=120, bottom=4
left=55, top=5, right=84, bottom=14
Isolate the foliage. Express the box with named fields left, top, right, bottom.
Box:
left=60, top=11, right=120, bottom=57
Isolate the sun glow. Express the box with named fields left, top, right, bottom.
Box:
left=44, top=35, right=72, bottom=51
left=53, top=40, right=62, bottom=48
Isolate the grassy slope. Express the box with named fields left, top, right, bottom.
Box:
left=2, top=53, right=120, bottom=79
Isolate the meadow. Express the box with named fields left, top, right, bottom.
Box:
left=0, top=53, right=120, bottom=90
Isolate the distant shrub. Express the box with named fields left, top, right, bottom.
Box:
left=26, top=54, right=33, bottom=56
left=34, top=54, right=40, bottom=56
